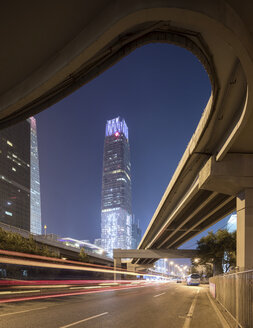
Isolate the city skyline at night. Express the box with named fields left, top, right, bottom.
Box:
left=35, top=43, right=229, bottom=248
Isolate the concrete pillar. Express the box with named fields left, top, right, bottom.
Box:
left=113, top=258, right=121, bottom=281
left=236, top=189, right=253, bottom=270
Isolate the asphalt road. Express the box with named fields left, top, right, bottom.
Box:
left=0, top=282, right=225, bottom=328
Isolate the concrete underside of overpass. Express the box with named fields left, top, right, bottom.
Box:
left=113, top=248, right=197, bottom=272
left=0, top=1, right=253, bottom=269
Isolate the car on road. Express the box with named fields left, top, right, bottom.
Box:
left=186, top=274, right=201, bottom=286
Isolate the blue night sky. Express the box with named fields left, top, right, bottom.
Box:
left=36, top=43, right=233, bottom=250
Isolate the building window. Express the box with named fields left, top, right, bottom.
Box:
left=7, top=140, right=13, bottom=147
left=5, top=211, right=12, bottom=216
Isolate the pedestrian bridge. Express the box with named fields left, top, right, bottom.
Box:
left=0, top=1, right=253, bottom=269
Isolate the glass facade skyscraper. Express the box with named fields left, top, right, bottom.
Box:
left=131, top=216, right=142, bottom=249
left=227, top=213, right=237, bottom=233
left=101, top=117, right=132, bottom=257
left=0, top=121, right=30, bottom=230
left=30, top=117, right=42, bottom=234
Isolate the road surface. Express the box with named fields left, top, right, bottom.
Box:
left=0, top=282, right=225, bottom=328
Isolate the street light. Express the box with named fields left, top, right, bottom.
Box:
left=164, top=259, right=167, bottom=271
left=175, top=264, right=179, bottom=276
left=169, top=261, right=174, bottom=276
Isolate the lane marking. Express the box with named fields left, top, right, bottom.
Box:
left=206, top=291, right=230, bottom=328
left=59, top=312, right=108, bottom=328
left=182, top=288, right=199, bottom=328
left=153, top=292, right=166, bottom=298
left=118, top=292, right=139, bottom=296
left=0, top=306, right=47, bottom=317
left=0, top=289, right=40, bottom=295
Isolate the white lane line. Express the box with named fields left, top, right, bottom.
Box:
left=206, top=291, right=230, bottom=328
left=0, top=306, right=47, bottom=317
left=182, top=288, right=199, bottom=328
left=0, top=289, right=40, bottom=295
left=59, top=312, right=109, bottom=328
left=153, top=292, right=166, bottom=298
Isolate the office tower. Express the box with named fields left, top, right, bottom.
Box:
left=94, top=238, right=102, bottom=248
left=0, top=121, right=30, bottom=231
left=132, top=215, right=142, bottom=249
left=30, top=117, right=42, bottom=234
left=227, top=213, right=237, bottom=233
left=101, top=117, right=132, bottom=257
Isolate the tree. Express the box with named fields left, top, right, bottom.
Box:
left=0, top=228, right=59, bottom=258
left=193, top=229, right=236, bottom=276
left=79, top=248, right=89, bottom=262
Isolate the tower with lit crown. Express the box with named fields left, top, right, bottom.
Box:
left=101, top=117, right=132, bottom=257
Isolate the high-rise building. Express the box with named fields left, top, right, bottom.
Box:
left=227, top=213, right=237, bottom=232
left=94, top=238, right=102, bottom=248
left=0, top=121, right=30, bottom=231
left=101, top=117, right=132, bottom=257
left=30, top=117, right=42, bottom=234
left=132, top=215, right=142, bottom=249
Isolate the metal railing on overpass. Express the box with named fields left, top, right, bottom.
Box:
left=209, top=269, right=253, bottom=328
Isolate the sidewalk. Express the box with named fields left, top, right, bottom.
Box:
left=190, top=286, right=230, bottom=328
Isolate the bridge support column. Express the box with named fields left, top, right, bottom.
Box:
left=114, top=257, right=121, bottom=281
left=236, top=189, right=253, bottom=270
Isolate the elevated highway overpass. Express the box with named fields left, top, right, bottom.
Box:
left=0, top=1, right=253, bottom=269
left=0, top=222, right=113, bottom=266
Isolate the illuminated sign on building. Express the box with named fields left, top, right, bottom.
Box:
left=105, top=116, right=128, bottom=140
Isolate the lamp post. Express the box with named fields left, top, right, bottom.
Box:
left=175, top=264, right=178, bottom=276
left=169, top=261, right=174, bottom=276
left=164, top=259, right=168, bottom=276
left=183, top=265, right=188, bottom=277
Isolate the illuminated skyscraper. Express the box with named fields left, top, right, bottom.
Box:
left=101, top=117, right=132, bottom=257
left=0, top=121, right=30, bottom=230
left=30, top=117, right=42, bottom=234
left=132, top=215, right=142, bottom=249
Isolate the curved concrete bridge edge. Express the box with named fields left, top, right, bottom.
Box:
left=0, top=1, right=252, bottom=269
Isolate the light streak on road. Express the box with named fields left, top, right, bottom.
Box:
left=0, top=256, right=160, bottom=278
left=0, top=249, right=169, bottom=305
left=0, top=290, right=40, bottom=295
left=0, top=249, right=133, bottom=272
left=0, top=281, right=158, bottom=304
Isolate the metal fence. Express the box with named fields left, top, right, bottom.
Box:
left=209, top=270, right=253, bottom=328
